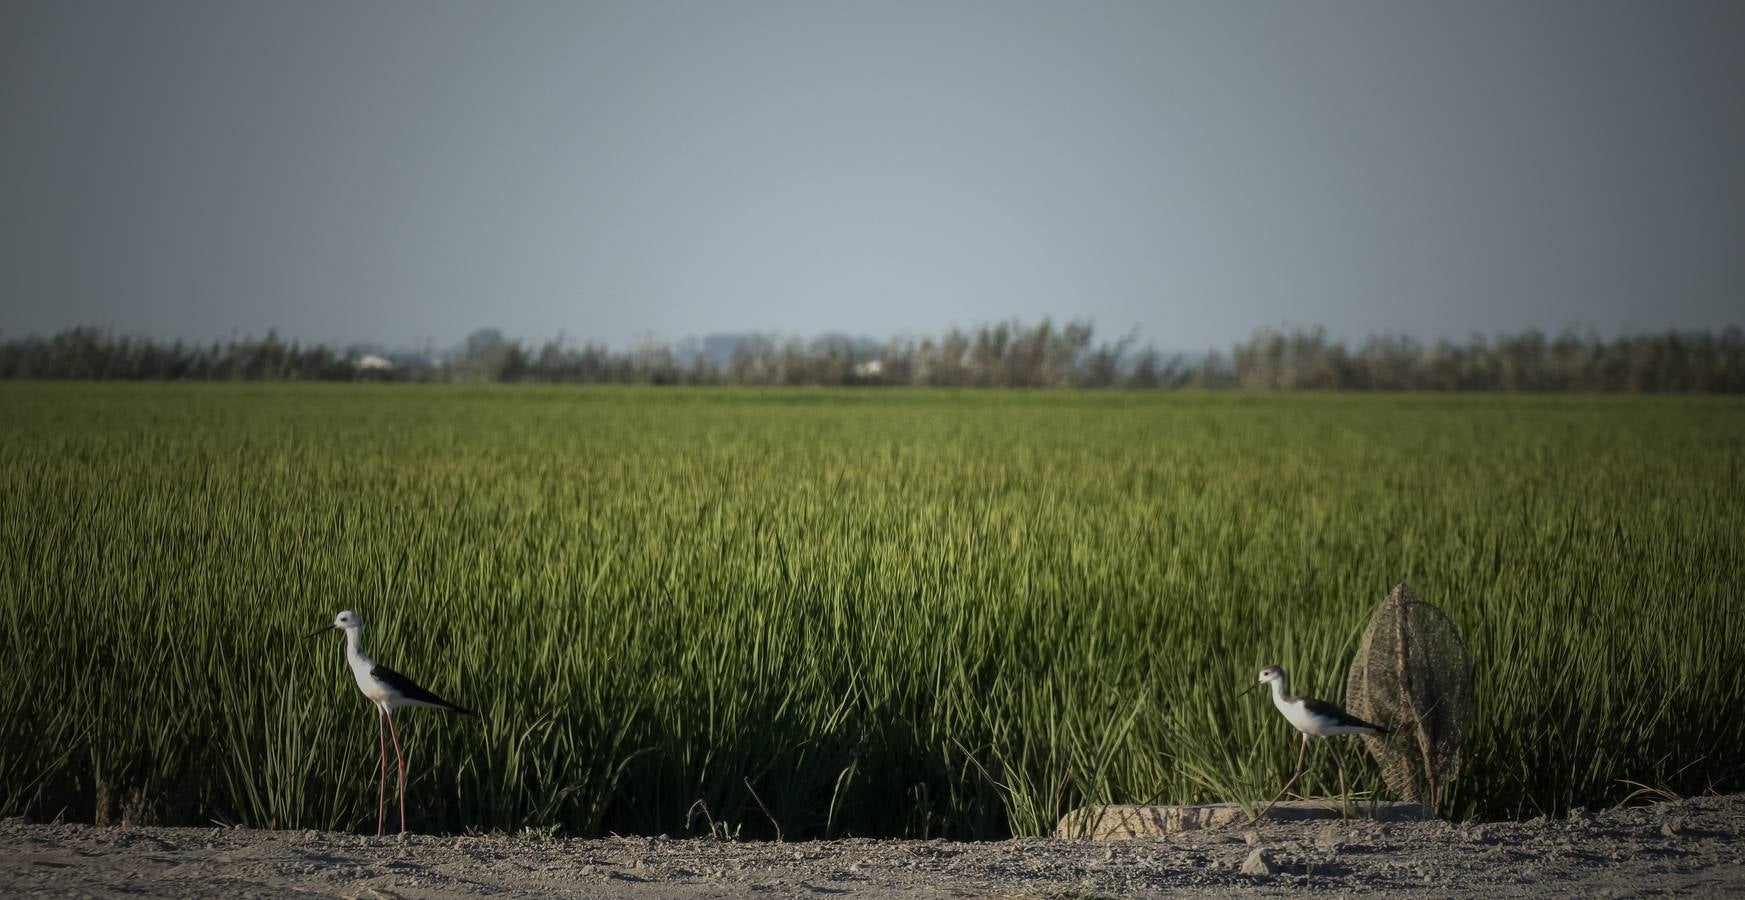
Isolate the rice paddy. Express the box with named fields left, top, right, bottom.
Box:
left=2, top=383, right=1740, bottom=837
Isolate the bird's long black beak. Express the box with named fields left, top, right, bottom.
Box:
left=304, top=625, right=332, bottom=639
left=1237, top=681, right=1260, bottom=697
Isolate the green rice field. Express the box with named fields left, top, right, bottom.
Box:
left=2, top=383, right=1741, bottom=836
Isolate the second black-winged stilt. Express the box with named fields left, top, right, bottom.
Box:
left=1242, top=664, right=1388, bottom=817
left=307, top=609, right=477, bottom=836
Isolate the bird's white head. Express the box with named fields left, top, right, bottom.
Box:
left=1239, top=664, right=1287, bottom=698
left=306, top=610, right=363, bottom=640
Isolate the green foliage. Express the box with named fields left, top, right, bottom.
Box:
left=1, top=384, right=1740, bottom=835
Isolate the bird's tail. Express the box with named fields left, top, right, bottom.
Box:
left=1356, top=717, right=1394, bottom=736
left=441, top=701, right=481, bottom=718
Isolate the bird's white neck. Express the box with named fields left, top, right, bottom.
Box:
left=342, top=625, right=372, bottom=668
left=1268, top=677, right=1295, bottom=706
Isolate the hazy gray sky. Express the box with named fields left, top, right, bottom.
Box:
left=3, top=0, right=1742, bottom=350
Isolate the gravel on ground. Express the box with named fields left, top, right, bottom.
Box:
left=3, top=793, right=1741, bottom=898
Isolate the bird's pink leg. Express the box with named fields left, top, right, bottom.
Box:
left=1261, top=734, right=1310, bottom=821
left=376, top=710, right=388, bottom=838
left=386, top=710, right=407, bottom=834
left=1333, top=746, right=1350, bottom=819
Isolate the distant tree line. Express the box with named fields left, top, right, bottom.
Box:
left=1225, top=325, right=1745, bottom=393
left=3, top=321, right=1743, bottom=392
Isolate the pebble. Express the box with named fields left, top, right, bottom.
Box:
left=1242, top=830, right=1260, bottom=846
left=1241, top=847, right=1276, bottom=876
left=1315, top=823, right=1341, bottom=854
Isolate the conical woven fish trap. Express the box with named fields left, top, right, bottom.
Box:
left=1345, top=583, right=1473, bottom=813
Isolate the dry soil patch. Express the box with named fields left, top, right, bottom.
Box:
left=3, top=794, right=1741, bottom=898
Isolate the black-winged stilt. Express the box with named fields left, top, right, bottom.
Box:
left=307, top=609, right=477, bottom=836
left=1242, top=664, right=1387, bottom=817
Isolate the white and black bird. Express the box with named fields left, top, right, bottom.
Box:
left=1241, top=664, right=1388, bottom=816
left=307, top=609, right=477, bottom=836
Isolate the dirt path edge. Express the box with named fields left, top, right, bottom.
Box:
left=4, top=793, right=1741, bottom=898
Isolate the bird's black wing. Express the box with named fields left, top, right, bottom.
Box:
left=371, top=664, right=479, bottom=717
left=1303, top=698, right=1388, bottom=734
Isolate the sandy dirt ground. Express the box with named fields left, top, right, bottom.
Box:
left=3, top=794, right=1741, bottom=898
